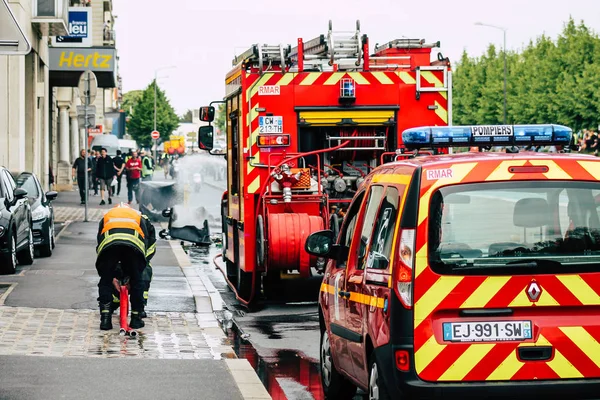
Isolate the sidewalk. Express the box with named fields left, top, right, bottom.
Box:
left=0, top=187, right=270, bottom=400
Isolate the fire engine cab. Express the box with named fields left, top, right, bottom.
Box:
left=198, top=20, right=451, bottom=304
left=307, top=124, right=600, bottom=399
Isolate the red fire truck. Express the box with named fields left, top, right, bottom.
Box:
left=198, top=20, right=452, bottom=304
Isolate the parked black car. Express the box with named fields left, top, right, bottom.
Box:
left=14, top=172, right=57, bottom=257
left=0, top=167, right=34, bottom=273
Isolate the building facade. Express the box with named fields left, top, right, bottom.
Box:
left=0, top=0, right=120, bottom=191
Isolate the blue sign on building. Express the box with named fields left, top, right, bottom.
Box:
left=55, top=8, right=90, bottom=44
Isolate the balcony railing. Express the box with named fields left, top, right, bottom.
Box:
left=32, top=0, right=69, bottom=36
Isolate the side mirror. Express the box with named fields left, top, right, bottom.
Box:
left=45, top=191, right=58, bottom=201
left=199, top=106, right=215, bottom=122
left=162, top=208, right=172, bottom=218
left=305, top=230, right=336, bottom=257
left=198, top=126, right=214, bottom=151
left=14, top=188, right=27, bottom=200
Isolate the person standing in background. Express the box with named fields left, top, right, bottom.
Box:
left=113, top=150, right=125, bottom=196
left=125, top=150, right=142, bottom=205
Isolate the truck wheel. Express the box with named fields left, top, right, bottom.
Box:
left=237, top=266, right=253, bottom=302
left=368, top=353, right=391, bottom=400
left=263, top=271, right=282, bottom=299
left=321, top=329, right=357, bottom=399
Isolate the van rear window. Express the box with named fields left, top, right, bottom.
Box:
left=428, top=181, right=600, bottom=275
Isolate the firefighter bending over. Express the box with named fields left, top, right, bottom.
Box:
left=96, top=203, right=156, bottom=331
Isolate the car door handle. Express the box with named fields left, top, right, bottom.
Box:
left=338, top=290, right=350, bottom=299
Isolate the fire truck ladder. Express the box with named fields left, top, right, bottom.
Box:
left=232, top=43, right=291, bottom=74
left=290, top=20, right=363, bottom=71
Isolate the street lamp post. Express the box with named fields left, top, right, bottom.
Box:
left=153, top=66, right=175, bottom=163
left=475, top=22, right=508, bottom=124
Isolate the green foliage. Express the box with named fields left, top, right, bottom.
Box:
left=179, top=109, right=193, bottom=123
left=214, top=103, right=226, bottom=135
left=127, top=80, right=180, bottom=147
left=453, top=18, right=600, bottom=131
left=121, top=90, right=142, bottom=115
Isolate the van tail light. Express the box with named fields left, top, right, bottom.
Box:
left=395, top=350, right=410, bottom=372
left=394, top=229, right=415, bottom=309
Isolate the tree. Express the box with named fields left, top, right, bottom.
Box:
left=214, top=103, right=226, bottom=135
left=127, top=80, right=180, bottom=148
left=179, top=109, right=193, bottom=123
left=452, top=18, right=600, bottom=131
left=121, top=90, right=143, bottom=115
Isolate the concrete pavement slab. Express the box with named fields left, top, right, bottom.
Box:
left=0, top=356, right=243, bottom=400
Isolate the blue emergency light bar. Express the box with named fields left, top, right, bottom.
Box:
left=402, top=124, right=573, bottom=149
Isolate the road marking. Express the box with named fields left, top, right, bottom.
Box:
left=0, top=283, right=17, bottom=305
left=54, top=220, right=72, bottom=242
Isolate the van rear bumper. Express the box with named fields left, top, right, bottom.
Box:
left=375, top=344, right=600, bottom=399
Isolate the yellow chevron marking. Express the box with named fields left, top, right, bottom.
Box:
left=246, top=102, right=261, bottom=128
left=420, top=71, right=444, bottom=87
left=276, top=73, right=295, bottom=86
left=577, top=161, right=600, bottom=180
left=299, top=72, right=321, bottom=86
left=486, top=350, right=523, bottom=381
left=460, top=276, right=512, bottom=309
left=541, top=335, right=583, bottom=378
left=324, top=72, right=345, bottom=86
left=434, top=100, right=448, bottom=124
left=560, top=326, right=600, bottom=368
left=418, top=163, right=478, bottom=226
left=485, top=160, right=527, bottom=181
left=414, top=334, right=446, bottom=373
left=529, top=159, right=572, bottom=180
left=557, top=275, right=600, bottom=305
left=247, top=176, right=261, bottom=194
left=414, top=276, right=463, bottom=326
left=398, top=71, right=416, bottom=84
left=348, top=72, right=370, bottom=85
left=414, top=243, right=428, bottom=279
left=371, top=72, right=394, bottom=85
left=509, top=286, right=559, bottom=307
left=246, top=73, right=274, bottom=100
left=438, top=344, right=495, bottom=381
left=439, top=91, right=447, bottom=100
left=247, top=149, right=260, bottom=175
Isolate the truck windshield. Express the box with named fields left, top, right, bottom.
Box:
left=428, top=181, right=600, bottom=275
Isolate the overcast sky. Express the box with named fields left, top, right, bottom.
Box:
left=113, top=0, right=600, bottom=116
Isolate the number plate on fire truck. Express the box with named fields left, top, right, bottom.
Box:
left=259, top=116, right=283, bottom=134
left=443, top=320, right=532, bottom=342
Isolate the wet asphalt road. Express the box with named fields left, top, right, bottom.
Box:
left=188, top=180, right=367, bottom=399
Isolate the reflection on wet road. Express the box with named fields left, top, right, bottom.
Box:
left=188, top=246, right=366, bottom=399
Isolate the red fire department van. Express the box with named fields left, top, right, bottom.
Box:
left=306, top=124, right=600, bottom=399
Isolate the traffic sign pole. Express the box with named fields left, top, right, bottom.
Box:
left=151, top=130, right=160, bottom=164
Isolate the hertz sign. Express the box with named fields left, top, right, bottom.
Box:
left=50, top=48, right=116, bottom=71
left=49, top=48, right=117, bottom=87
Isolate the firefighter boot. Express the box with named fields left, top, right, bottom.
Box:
left=100, top=303, right=113, bottom=331
left=130, top=311, right=145, bottom=329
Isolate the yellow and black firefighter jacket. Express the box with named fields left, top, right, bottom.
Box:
left=96, top=206, right=156, bottom=263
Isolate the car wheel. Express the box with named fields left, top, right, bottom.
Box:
left=320, top=329, right=357, bottom=399
left=368, top=353, right=391, bottom=400
left=17, top=228, right=35, bottom=265
left=0, top=235, right=18, bottom=274
left=39, top=223, right=53, bottom=257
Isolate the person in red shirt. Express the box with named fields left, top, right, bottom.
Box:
left=125, top=150, right=143, bottom=204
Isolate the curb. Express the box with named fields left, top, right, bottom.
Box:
left=168, top=240, right=272, bottom=399
left=226, top=359, right=272, bottom=400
